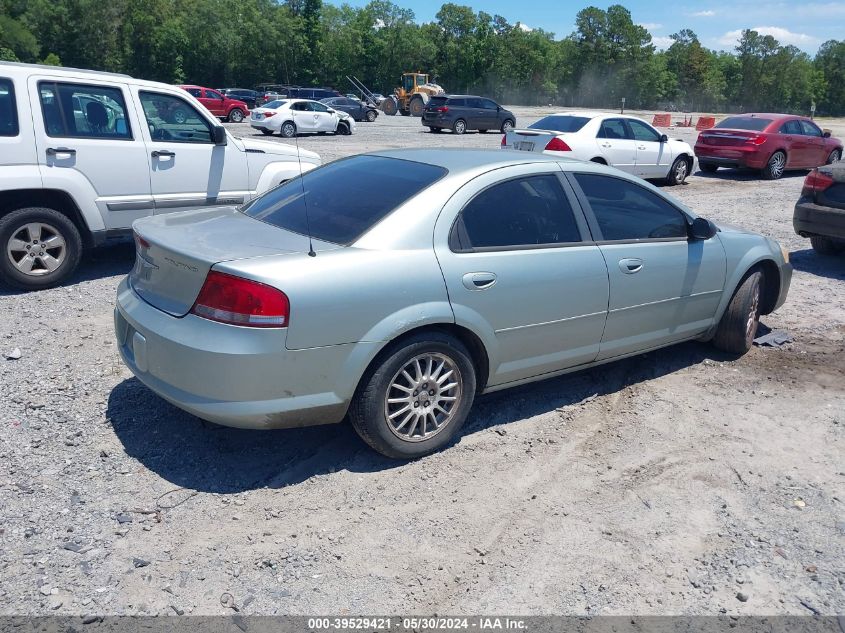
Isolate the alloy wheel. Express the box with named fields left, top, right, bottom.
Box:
left=383, top=353, right=463, bottom=442
left=769, top=152, right=785, bottom=178
left=674, top=160, right=689, bottom=182
left=6, top=222, right=66, bottom=277
left=745, top=282, right=760, bottom=344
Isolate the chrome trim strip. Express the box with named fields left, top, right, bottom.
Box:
left=609, top=289, right=723, bottom=314
left=495, top=310, right=607, bottom=334
left=106, top=200, right=155, bottom=211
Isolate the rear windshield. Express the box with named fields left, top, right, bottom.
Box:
left=241, top=156, right=448, bottom=244
left=428, top=96, right=448, bottom=107
left=529, top=115, right=590, bottom=133
left=715, top=116, right=772, bottom=131
left=264, top=100, right=287, bottom=109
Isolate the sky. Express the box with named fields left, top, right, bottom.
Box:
left=327, top=0, right=845, bottom=54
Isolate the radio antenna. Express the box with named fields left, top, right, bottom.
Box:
left=292, top=124, right=316, bottom=257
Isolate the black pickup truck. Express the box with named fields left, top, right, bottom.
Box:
left=794, top=161, right=845, bottom=255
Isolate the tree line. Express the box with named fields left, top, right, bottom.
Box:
left=2, top=0, right=844, bottom=115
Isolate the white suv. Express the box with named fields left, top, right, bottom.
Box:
left=0, top=62, right=321, bottom=290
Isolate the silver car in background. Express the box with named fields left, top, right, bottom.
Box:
left=114, top=150, right=792, bottom=458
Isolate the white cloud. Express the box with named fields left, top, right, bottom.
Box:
left=517, top=22, right=533, bottom=32
left=717, top=25, right=821, bottom=47
left=638, top=22, right=663, bottom=30
left=691, top=10, right=716, bottom=16
left=652, top=36, right=674, bottom=49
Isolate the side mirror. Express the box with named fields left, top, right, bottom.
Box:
left=326, top=108, right=335, bottom=113
left=823, top=130, right=831, bottom=138
left=690, top=217, right=717, bottom=240
left=212, top=126, right=227, bottom=146
left=660, top=133, right=668, bottom=143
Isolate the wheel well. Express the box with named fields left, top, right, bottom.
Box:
left=0, top=189, right=91, bottom=247
left=590, top=157, right=607, bottom=165
left=751, top=260, right=780, bottom=315
left=359, top=324, right=490, bottom=395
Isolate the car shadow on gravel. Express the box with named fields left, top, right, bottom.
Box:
left=108, top=340, right=734, bottom=494
left=789, top=248, right=845, bottom=280
left=693, top=168, right=808, bottom=181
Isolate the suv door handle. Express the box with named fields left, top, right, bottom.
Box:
left=618, top=258, right=644, bottom=274
left=462, top=272, right=497, bottom=290
left=151, top=150, right=175, bottom=158
left=46, top=147, right=76, bottom=156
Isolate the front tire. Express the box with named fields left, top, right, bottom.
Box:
left=337, top=122, right=351, bottom=135
left=382, top=97, right=398, bottom=116
left=349, top=332, right=477, bottom=459
left=501, top=119, right=515, bottom=133
left=365, top=109, right=377, bottom=122
left=453, top=119, right=467, bottom=135
left=227, top=109, right=245, bottom=123
left=280, top=121, right=297, bottom=138
left=827, top=148, right=842, bottom=164
left=409, top=97, right=425, bottom=117
left=712, top=271, right=762, bottom=355
left=0, top=207, right=82, bottom=291
left=762, top=151, right=786, bottom=180
left=810, top=236, right=844, bottom=255
left=666, top=156, right=691, bottom=185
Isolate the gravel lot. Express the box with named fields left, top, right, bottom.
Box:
left=1, top=107, right=843, bottom=617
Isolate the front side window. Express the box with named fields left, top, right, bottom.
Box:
left=627, top=119, right=660, bottom=142
left=481, top=99, right=499, bottom=110
left=799, top=120, right=822, bottom=137
left=184, top=88, right=202, bottom=98
left=311, top=102, right=330, bottom=113
left=205, top=89, right=224, bottom=100
left=598, top=118, right=631, bottom=140
left=0, top=78, right=19, bottom=137
left=574, top=173, right=687, bottom=241
left=456, top=175, right=582, bottom=250
left=139, top=91, right=212, bottom=143
left=242, top=156, right=447, bottom=245
left=39, top=82, right=131, bottom=140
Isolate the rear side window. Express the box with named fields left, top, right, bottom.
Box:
left=449, top=98, right=467, bottom=107
left=715, top=116, right=771, bottom=131
left=39, top=82, right=131, bottom=139
left=455, top=175, right=582, bottom=250
left=242, top=156, right=447, bottom=244
left=529, top=115, right=590, bottom=133
left=574, top=173, right=687, bottom=241
left=0, top=78, right=18, bottom=137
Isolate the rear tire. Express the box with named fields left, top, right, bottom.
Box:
left=810, top=236, right=844, bottom=255
left=349, top=332, right=477, bottom=459
left=0, top=207, right=83, bottom=291
left=762, top=151, right=786, bottom=180
left=478, top=129, right=488, bottom=134
left=382, top=97, right=398, bottom=116
left=280, top=121, right=296, bottom=138
left=699, top=161, right=718, bottom=173
left=712, top=271, right=762, bottom=355
left=453, top=119, right=467, bottom=135
left=428, top=127, right=441, bottom=133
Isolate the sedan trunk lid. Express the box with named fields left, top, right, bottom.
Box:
left=130, top=206, right=334, bottom=316
left=504, top=129, right=562, bottom=153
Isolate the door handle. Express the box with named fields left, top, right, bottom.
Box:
left=618, top=258, right=644, bottom=274
left=601, top=142, right=611, bottom=148
left=46, top=147, right=76, bottom=156
left=461, top=272, right=497, bottom=290
left=151, top=150, right=175, bottom=158
left=637, top=145, right=647, bottom=150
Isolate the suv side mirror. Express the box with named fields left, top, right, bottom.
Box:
left=212, top=126, right=227, bottom=146
left=660, top=133, right=668, bottom=143
left=690, top=217, right=716, bottom=240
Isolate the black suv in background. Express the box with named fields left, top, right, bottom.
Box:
left=794, top=161, right=845, bottom=255
left=320, top=97, right=379, bottom=122
left=422, top=95, right=515, bottom=134
left=223, top=89, right=259, bottom=109
left=286, top=87, right=342, bottom=101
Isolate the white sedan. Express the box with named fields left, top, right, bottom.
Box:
left=503, top=112, right=694, bottom=185
left=250, top=98, right=356, bottom=138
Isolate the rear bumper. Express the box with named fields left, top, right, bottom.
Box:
left=113, top=278, right=375, bottom=429
left=793, top=200, right=845, bottom=240
left=695, top=145, right=768, bottom=170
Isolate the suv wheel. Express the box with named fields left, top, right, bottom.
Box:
left=0, top=207, right=82, bottom=290
left=280, top=121, right=297, bottom=138
left=349, top=332, right=477, bottom=459
left=453, top=119, right=467, bottom=135
left=227, top=109, right=245, bottom=123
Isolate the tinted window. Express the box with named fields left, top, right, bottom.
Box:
left=466, top=98, right=484, bottom=108
left=139, top=91, right=212, bottom=143
left=242, top=156, right=447, bottom=244
left=428, top=96, right=448, bottom=108
left=39, top=82, right=131, bottom=139
left=292, top=101, right=310, bottom=111
left=205, top=89, right=224, bottom=100
left=574, top=174, right=687, bottom=241
left=0, top=78, right=18, bottom=137
left=628, top=119, right=660, bottom=142
left=715, top=116, right=771, bottom=131
left=458, top=175, right=582, bottom=249
left=264, top=100, right=286, bottom=109
left=598, top=119, right=631, bottom=140
left=529, top=115, right=590, bottom=133
left=311, top=102, right=329, bottom=113
left=799, top=120, right=822, bottom=137
left=780, top=120, right=802, bottom=135
left=184, top=88, right=202, bottom=98
left=449, top=98, right=467, bottom=107
left=480, top=99, right=499, bottom=110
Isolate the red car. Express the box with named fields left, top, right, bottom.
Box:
left=178, top=85, right=250, bottom=123
left=695, top=113, right=843, bottom=180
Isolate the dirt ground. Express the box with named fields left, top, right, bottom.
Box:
left=0, top=107, right=843, bottom=618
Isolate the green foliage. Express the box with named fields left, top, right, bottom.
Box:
left=0, top=0, right=841, bottom=114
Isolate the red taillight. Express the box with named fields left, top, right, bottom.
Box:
left=501, top=135, right=507, bottom=147
left=435, top=106, right=449, bottom=113
left=263, top=112, right=275, bottom=118
left=191, top=271, right=289, bottom=328
left=801, top=169, right=834, bottom=197
left=745, top=135, right=767, bottom=146
left=545, top=137, right=572, bottom=151
left=134, top=231, right=150, bottom=250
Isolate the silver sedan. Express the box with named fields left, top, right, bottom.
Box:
left=114, top=150, right=792, bottom=458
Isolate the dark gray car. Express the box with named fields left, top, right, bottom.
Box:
left=320, top=97, right=379, bottom=122
left=422, top=95, right=515, bottom=135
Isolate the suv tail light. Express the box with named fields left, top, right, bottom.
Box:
left=801, top=168, right=834, bottom=197
left=744, top=135, right=767, bottom=146
left=545, top=137, right=572, bottom=151
left=435, top=106, right=449, bottom=113
left=191, top=271, right=289, bottom=328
